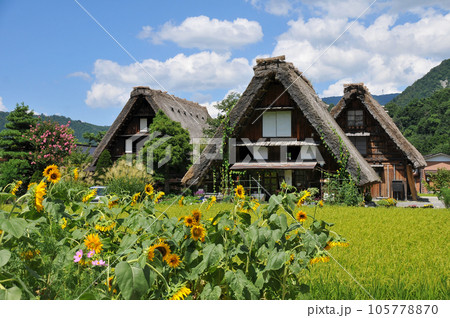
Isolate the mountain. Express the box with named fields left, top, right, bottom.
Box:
left=0, top=112, right=109, bottom=144
left=390, top=59, right=450, bottom=107
left=389, top=87, right=450, bottom=155
left=322, top=93, right=399, bottom=107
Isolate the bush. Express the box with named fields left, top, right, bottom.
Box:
left=96, top=150, right=112, bottom=173
left=377, top=198, right=397, bottom=207
left=441, top=187, right=450, bottom=208
left=0, top=159, right=31, bottom=189
left=100, top=159, right=152, bottom=196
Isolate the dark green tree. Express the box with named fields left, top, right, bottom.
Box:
left=96, top=150, right=112, bottom=174
left=0, top=103, right=37, bottom=188
left=83, top=131, right=106, bottom=146
left=0, top=103, right=37, bottom=160
left=141, top=110, right=192, bottom=192
left=203, top=92, right=241, bottom=137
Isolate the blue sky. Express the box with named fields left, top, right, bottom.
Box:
left=0, top=0, right=449, bottom=125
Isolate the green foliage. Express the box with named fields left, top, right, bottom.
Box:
left=320, top=128, right=363, bottom=206
left=391, top=59, right=450, bottom=107
left=0, top=112, right=110, bottom=144
left=376, top=198, right=397, bottom=207
left=203, top=92, right=241, bottom=138
left=0, top=169, right=340, bottom=300
left=82, top=131, right=106, bottom=146
left=425, top=168, right=450, bottom=199
left=0, top=103, right=37, bottom=160
left=141, top=110, right=192, bottom=188
left=386, top=87, right=450, bottom=155
left=101, top=159, right=152, bottom=196
left=440, top=187, right=450, bottom=208
left=96, top=150, right=112, bottom=173
left=0, top=159, right=31, bottom=189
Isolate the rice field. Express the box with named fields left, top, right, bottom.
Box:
left=160, top=202, right=450, bottom=300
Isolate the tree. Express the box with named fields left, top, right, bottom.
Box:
left=26, top=119, right=77, bottom=171
left=83, top=131, right=106, bottom=146
left=0, top=103, right=37, bottom=188
left=0, top=103, right=37, bottom=160
left=203, top=92, right=241, bottom=138
left=141, top=110, right=192, bottom=192
left=96, top=149, right=113, bottom=174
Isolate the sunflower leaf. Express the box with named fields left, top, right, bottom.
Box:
left=200, top=282, right=221, bottom=300
left=0, top=249, right=11, bottom=267
left=115, top=261, right=148, bottom=300
left=0, top=285, right=22, bottom=300
left=0, top=218, right=28, bottom=238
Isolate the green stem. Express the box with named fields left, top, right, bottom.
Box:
left=146, top=262, right=169, bottom=290
left=281, top=263, right=288, bottom=300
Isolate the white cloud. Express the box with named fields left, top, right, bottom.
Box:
left=0, top=97, right=7, bottom=111
left=273, top=9, right=449, bottom=96
left=139, top=16, right=263, bottom=50
left=265, top=0, right=293, bottom=16
left=85, top=52, right=253, bottom=108
left=322, top=78, right=354, bottom=97
left=67, top=71, right=92, bottom=81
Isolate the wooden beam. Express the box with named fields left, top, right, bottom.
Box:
left=406, top=164, right=418, bottom=201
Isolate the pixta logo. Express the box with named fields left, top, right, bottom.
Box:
left=125, top=131, right=172, bottom=173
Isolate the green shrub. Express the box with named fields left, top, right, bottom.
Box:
left=441, top=187, right=450, bottom=208
left=0, top=159, right=31, bottom=189
left=377, top=198, right=397, bottom=207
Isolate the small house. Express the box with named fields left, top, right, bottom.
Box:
left=90, top=86, right=210, bottom=169
left=330, top=84, right=426, bottom=200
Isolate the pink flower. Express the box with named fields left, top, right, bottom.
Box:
left=98, top=260, right=106, bottom=266
left=92, top=260, right=99, bottom=266
left=73, top=249, right=83, bottom=263
left=87, top=250, right=95, bottom=258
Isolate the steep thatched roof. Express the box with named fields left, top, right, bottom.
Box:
left=330, top=83, right=426, bottom=169
left=182, top=57, right=380, bottom=186
left=91, top=86, right=210, bottom=167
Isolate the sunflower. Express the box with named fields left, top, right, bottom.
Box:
left=131, top=192, right=140, bottom=206
left=147, top=246, right=156, bottom=261
left=108, top=199, right=119, bottom=209
left=35, top=181, right=47, bottom=212
left=324, top=241, right=332, bottom=251
left=43, top=164, right=58, bottom=177
left=152, top=241, right=171, bottom=260
left=191, top=224, right=206, bottom=242
left=11, top=180, right=22, bottom=195
left=84, top=233, right=103, bottom=254
left=166, top=253, right=181, bottom=268
left=191, top=209, right=201, bottom=224
left=318, top=200, right=324, bottom=207
left=47, top=169, right=61, bottom=184
left=207, top=195, right=216, bottom=210
left=61, top=217, right=67, bottom=229
left=27, top=182, right=37, bottom=190
left=145, top=184, right=154, bottom=196
left=82, top=189, right=97, bottom=203
left=154, top=191, right=164, bottom=203
left=178, top=196, right=184, bottom=206
left=235, top=185, right=245, bottom=199
left=169, top=286, right=191, bottom=300
left=295, top=210, right=307, bottom=223
left=184, top=216, right=195, bottom=227
left=73, top=168, right=79, bottom=181
left=296, top=190, right=311, bottom=207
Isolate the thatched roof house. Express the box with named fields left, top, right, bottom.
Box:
left=330, top=83, right=426, bottom=199
left=91, top=86, right=210, bottom=168
left=182, top=57, right=380, bottom=191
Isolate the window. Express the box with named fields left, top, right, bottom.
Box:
left=349, top=136, right=367, bottom=155
left=347, top=110, right=363, bottom=126
left=139, top=118, right=148, bottom=132
left=253, top=146, right=268, bottom=160
left=262, top=111, right=291, bottom=137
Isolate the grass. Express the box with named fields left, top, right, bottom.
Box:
left=160, top=202, right=449, bottom=300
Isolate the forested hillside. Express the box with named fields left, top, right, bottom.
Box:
left=387, top=87, right=450, bottom=155
left=390, top=59, right=450, bottom=107
left=0, top=112, right=109, bottom=144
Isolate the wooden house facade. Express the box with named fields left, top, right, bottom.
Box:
left=330, top=84, right=426, bottom=200
left=182, top=57, right=380, bottom=196
left=90, top=86, right=210, bottom=169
